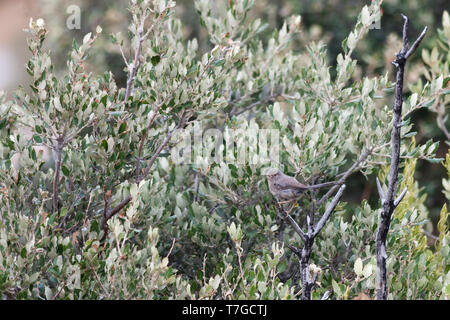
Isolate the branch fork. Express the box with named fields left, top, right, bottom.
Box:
left=278, top=184, right=346, bottom=299
left=376, top=177, right=407, bottom=208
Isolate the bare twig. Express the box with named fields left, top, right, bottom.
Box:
left=376, top=177, right=385, bottom=205
left=135, top=102, right=164, bottom=179
left=123, top=10, right=167, bottom=102
left=119, top=45, right=130, bottom=68
left=321, top=290, right=331, bottom=300
left=101, top=194, right=132, bottom=241
left=229, top=93, right=278, bottom=118
left=393, top=186, right=408, bottom=207
left=313, top=184, right=346, bottom=237
left=317, top=149, right=372, bottom=208
left=376, top=15, right=427, bottom=300
left=437, top=112, right=450, bottom=141
left=139, top=111, right=188, bottom=182
left=422, top=230, right=439, bottom=242
left=124, top=27, right=143, bottom=102
left=404, top=25, right=428, bottom=60
left=52, top=278, right=67, bottom=300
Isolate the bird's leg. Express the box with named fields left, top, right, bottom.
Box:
left=286, top=201, right=299, bottom=215
left=276, top=199, right=298, bottom=215
left=278, top=199, right=294, bottom=204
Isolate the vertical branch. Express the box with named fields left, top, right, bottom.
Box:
left=124, top=26, right=144, bottom=102
left=100, top=7, right=170, bottom=240
left=299, top=236, right=314, bottom=300
left=123, top=10, right=168, bottom=103
left=376, top=15, right=427, bottom=300
left=52, top=136, right=64, bottom=214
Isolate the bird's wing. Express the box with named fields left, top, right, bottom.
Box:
left=277, top=175, right=308, bottom=190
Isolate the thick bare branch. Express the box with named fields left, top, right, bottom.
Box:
left=376, top=15, right=427, bottom=300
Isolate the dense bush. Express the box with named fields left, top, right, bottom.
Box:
left=0, top=0, right=448, bottom=299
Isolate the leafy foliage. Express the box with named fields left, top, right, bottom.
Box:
left=0, top=0, right=448, bottom=299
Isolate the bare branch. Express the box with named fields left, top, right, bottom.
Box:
left=405, top=26, right=428, bottom=60
left=229, top=93, right=279, bottom=118
left=394, top=186, right=408, bottom=207
left=286, top=243, right=301, bottom=257
left=124, top=27, right=144, bottom=102
left=422, top=230, right=439, bottom=242
left=101, top=194, right=132, bottom=241
left=401, top=14, right=410, bottom=51
left=123, top=10, right=168, bottom=102
left=313, top=184, right=346, bottom=237
left=119, top=45, right=130, bottom=68
left=274, top=201, right=306, bottom=242
left=318, top=148, right=372, bottom=207
left=437, top=112, right=450, bottom=141
left=287, top=215, right=307, bottom=243
left=321, top=291, right=331, bottom=300
left=376, top=15, right=427, bottom=300
left=139, top=111, right=188, bottom=182
left=376, top=177, right=385, bottom=205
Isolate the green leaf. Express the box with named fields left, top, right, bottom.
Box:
left=256, top=23, right=269, bottom=34
left=62, top=166, right=70, bottom=176
left=151, top=55, right=161, bottom=66
left=118, top=122, right=127, bottom=134
left=213, top=59, right=225, bottom=67
left=110, top=34, right=117, bottom=44
left=101, top=139, right=108, bottom=151
left=403, top=131, right=417, bottom=138
left=426, top=158, right=444, bottom=163
left=5, top=137, right=15, bottom=150
left=20, top=247, right=27, bottom=258
left=33, top=135, right=42, bottom=143
left=109, top=111, right=125, bottom=117
left=422, top=98, right=436, bottom=108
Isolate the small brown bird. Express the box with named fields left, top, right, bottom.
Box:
left=266, top=168, right=334, bottom=203
left=266, top=168, right=309, bottom=202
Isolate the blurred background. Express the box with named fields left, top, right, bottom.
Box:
left=0, top=0, right=448, bottom=232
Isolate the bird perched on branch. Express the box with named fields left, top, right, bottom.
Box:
left=266, top=168, right=335, bottom=203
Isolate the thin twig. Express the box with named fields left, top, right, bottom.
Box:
left=124, top=10, right=168, bottom=102
left=437, top=112, right=450, bottom=141
left=376, top=177, right=385, bottom=205
left=313, top=184, right=346, bottom=237
left=317, top=149, right=372, bottom=208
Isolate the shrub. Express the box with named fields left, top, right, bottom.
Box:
left=0, top=0, right=448, bottom=299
